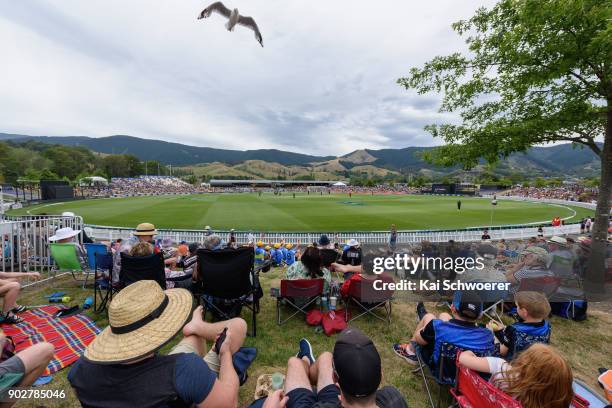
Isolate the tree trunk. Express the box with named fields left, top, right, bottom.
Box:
left=584, top=101, right=611, bottom=297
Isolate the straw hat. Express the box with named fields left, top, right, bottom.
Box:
left=84, top=280, right=192, bottom=364
left=134, top=223, right=158, bottom=236
left=49, top=227, right=81, bottom=242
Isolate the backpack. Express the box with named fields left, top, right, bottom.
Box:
left=321, top=310, right=349, bottom=336
left=550, top=300, right=588, bottom=321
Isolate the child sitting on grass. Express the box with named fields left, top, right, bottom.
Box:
left=458, top=343, right=573, bottom=408
left=488, top=291, right=551, bottom=360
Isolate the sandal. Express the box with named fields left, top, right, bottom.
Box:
left=1, top=313, right=24, bottom=324
left=11, top=305, right=27, bottom=314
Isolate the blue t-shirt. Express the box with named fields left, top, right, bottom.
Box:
left=174, top=353, right=217, bottom=404
left=285, top=249, right=296, bottom=265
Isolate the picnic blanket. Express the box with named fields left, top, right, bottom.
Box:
left=1, top=306, right=101, bottom=375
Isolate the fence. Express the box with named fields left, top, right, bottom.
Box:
left=84, top=223, right=582, bottom=246
left=0, top=215, right=83, bottom=287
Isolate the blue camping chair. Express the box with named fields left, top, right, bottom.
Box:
left=93, top=252, right=115, bottom=313
left=84, top=243, right=109, bottom=288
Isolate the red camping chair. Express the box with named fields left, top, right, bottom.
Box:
left=450, top=351, right=522, bottom=408
left=343, top=273, right=394, bottom=324
left=276, top=279, right=324, bottom=325
left=451, top=352, right=595, bottom=408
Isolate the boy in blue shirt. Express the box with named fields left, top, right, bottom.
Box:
left=488, top=290, right=551, bottom=360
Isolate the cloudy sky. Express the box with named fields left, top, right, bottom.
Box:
left=0, top=0, right=496, bottom=155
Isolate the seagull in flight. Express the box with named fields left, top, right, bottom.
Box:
left=198, top=2, right=263, bottom=47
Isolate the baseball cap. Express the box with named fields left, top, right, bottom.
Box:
left=333, top=328, right=381, bottom=398
left=452, top=291, right=483, bottom=320
left=318, top=234, right=330, bottom=246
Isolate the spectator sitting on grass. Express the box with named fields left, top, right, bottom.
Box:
left=129, top=242, right=190, bottom=289
left=0, top=330, right=54, bottom=403
left=393, top=292, right=494, bottom=368
left=0, top=271, right=41, bottom=324
left=285, top=246, right=332, bottom=295
left=203, top=234, right=225, bottom=251
left=49, top=227, right=87, bottom=269
left=458, top=343, right=573, bottom=408
left=341, top=239, right=362, bottom=266
left=487, top=291, right=551, bottom=359
left=69, top=280, right=247, bottom=408
left=258, top=329, right=408, bottom=408
left=504, top=246, right=553, bottom=291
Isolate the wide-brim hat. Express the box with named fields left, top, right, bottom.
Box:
left=49, top=227, right=81, bottom=242
left=134, top=223, right=158, bottom=236
left=347, top=239, right=360, bottom=247
left=84, top=280, right=192, bottom=364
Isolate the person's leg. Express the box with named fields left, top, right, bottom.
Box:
left=175, top=306, right=247, bottom=356
left=438, top=312, right=452, bottom=322
left=409, top=312, right=437, bottom=341
left=313, top=353, right=340, bottom=404
left=15, top=342, right=54, bottom=387
left=182, top=306, right=247, bottom=354
left=0, top=281, right=21, bottom=314
left=284, top=357, right=312, bottom=394
left=314, top=352, right=334, bottom=390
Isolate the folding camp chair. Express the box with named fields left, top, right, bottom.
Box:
left=49, top=243, right=89, bottom=287
left=414, top=342, right=499, bottom=408
left=450, top=351, right=522, bottom=408
left=343, top=273, right=394, bottom=324
left=195, top=247, right=261, bottom=337
left=450, top=352, right=604, bottom=408
left=276, top=279, right=324, bottom=325
left=119, top=252, right=166, bottom=289
left=84, top=243, right=108, bottom=288
left=93, top=252, right=116, bottom=313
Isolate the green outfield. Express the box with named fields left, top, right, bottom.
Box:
left=8, top=193, right=593, bottom=231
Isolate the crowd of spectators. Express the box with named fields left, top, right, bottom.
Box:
left=3, top=216, right=611, bottom=408
left=77, top=176, right=205, bottom=197
left=502, top=185, right=599, bottom=202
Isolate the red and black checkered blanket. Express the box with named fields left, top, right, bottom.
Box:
left=1, top=306, right=101, bottom=375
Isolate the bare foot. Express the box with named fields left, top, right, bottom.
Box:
left=183, top=305, right=204, bottom=337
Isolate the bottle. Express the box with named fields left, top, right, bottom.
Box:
left=329, top=296, right=337, bottom=311
left=321, top=296, right=328, bottom=311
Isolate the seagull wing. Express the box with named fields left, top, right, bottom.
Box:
left=199, top=2, right=231, bottom=19
left=237, top=15, right=263, bottom=46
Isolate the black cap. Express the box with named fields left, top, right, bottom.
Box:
left=318, top=234, right=330, bottom=246
left=333, top=328, right=381, bottom=397
left=452, top=291, right=483, bottom=320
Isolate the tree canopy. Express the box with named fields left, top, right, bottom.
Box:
left=398, top=0, right=611, bottom=288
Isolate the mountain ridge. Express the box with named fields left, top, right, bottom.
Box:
left=0, top=132, right=601, bottom=178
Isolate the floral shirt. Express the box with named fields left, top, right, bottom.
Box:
left=285, top=261, right=332, bottom=294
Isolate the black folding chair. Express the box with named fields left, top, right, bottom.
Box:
left=195, top=247, right=261, bottom=337
left=343, top=273, right=394, bottom=324
left=93, top=252, right=116, bottom=313
left=119, top=252, right=167, bottom=289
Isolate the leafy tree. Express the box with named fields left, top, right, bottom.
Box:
left=398, top=0, right=611, bottom=287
